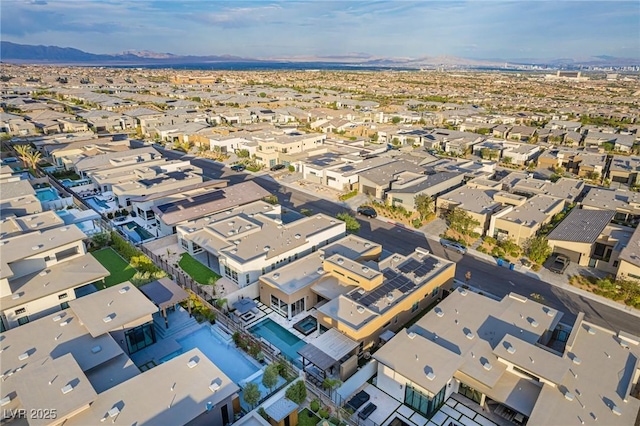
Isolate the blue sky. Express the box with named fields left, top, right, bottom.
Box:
left=1, top=1, right=638, bottom=59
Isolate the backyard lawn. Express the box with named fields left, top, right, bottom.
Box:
left=298, top=409, right=321, bottom=426
left=92, top=247, right=137, bottom=288
left=178, top=252, right=220, bottom=285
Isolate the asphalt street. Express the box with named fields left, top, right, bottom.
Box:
left=155, top=146, right=640, bottom=335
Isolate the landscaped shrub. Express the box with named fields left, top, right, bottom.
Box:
left=318, top=408, right=330, bottom=419
left=310, top=400, right=320, bottom=412
left=285, top=380, right=307, bottom=404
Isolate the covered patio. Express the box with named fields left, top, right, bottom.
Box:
left=298, top=328, right=359, bottom=385
left=139, top=277, right=190, bottom=329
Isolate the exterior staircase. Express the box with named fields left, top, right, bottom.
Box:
left=153, top=307, right=199, bottom=340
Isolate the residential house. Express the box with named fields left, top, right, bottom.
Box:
left=0, top=281, right=240, bottom=426
left=142, top=180, right=270, bottom=237
left=386, top=171, right=466, bottom=212
left=177, top=201, right=346, bottom=299
left=0, top=179, right=42, bottom=219
left=259, top=234, right=455, bottom=352
left=357, top=160, right=425, bottom=200
left=547, top=208, right=632, bottom=274
left=584, top=130, right=636, bottom=152
left=0, top=225, right=109, bottom=330
left=373, top=288, right=640, bottom=425
left=489, top=195, right=565, bottom=244
left=506, top=125, right=537, bottom=142
left=615, top=225, right=640, bottom=282
left=499, top=173, right=585, bottom=206
left=435, top=187, right=504, bottom=235
left=302, top=156, right=393, bottom=191
left=581, top=187, right=640, bottom=225
left=609, top=155, right=640, bottom=187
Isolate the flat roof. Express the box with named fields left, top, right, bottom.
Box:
left=154, top=181, right=271, bottom=226
left=139, top=277, right=189, bottom=310
left=1, top=253, right=110, bottom=310
left=1, top=179, right=35, bottom=200
left=0, top=225, right=87, bottom=279
left=14, top=354, right=98, bottom=426
left=264, top=397, right=299, bottom=422
left=440, top=187, right=500, bottom=215
left=582, top=187, right=640, bottom=212
left=547, top=208, right=615, bottom=243
left=68, top=282, right=158, bottom=337
left=0, top=211, right=65, bottom=238
left=528, top=321, right=640, bottom=425
left=260, top=252, right=324, bottom=295
left=298, top=328, right=358, bottom=370
left=64, top=348, right=240, bottom=426
left=0, top=194, right=43, bottom=219
left=129, top=179, right=227, bottom=203
left=493, top=334, right=569, bottom=383
left=499, top=194, right=564, bottom=226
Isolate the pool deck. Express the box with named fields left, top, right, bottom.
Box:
left=246, top=302, right=320, bottom=344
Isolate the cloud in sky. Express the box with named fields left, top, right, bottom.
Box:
left=1, top=0, right=638, bottom=59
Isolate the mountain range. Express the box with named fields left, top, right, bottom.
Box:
left=1, top=41, right=637, bottom=68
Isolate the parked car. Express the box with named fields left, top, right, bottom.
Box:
left=440, top=239, right=467, bottom=254
left=230, top=164, right=246, bottom=172
left=549, top=254, right=570, bottom=274
left=270, top=164, right=286, bottom=171
left=357, top=206, right=377, bottom=218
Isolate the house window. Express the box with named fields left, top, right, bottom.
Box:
left=60, top=302, right=69, bottom=310
left=411, top=301, right=419, bottom=313
left=383, top=321, right=391, bottom=329
left=58, top=293, right=68, bottom=300
left=613, top=260, right=619, bottom=267
left=246, top=274, right=250, bottom=285
left=17, top=316, right=30, bottom=326
left=15, top=308, right=26, bottom=315
left=44, top=256, right=51, bottom=262
left=394, top=315, right=399, bottom=324
left=125, top=322, right=156, bottom=354
left=223, top=265, right=238, bottom=283
left=431, top=286, right=440, bottom=297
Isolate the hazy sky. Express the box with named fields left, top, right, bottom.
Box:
left=2, top=1, right=638, bottom=59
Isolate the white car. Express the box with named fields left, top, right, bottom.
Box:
left=440, top=239, right=468, bottom=254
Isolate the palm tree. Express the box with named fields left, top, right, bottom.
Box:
left=414, top=194, right=435, bottom=220
left=14, top=145, right=42, bottom=176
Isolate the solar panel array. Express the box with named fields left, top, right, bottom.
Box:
left=156, top=190, right=225, bottom=214
left=349, top=257, right=441, bottom=308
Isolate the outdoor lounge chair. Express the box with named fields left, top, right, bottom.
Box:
left=347, top=390, right=370, bottom=411
left=358, top=403, right=377, bottom=420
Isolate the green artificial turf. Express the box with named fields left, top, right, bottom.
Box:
left=178, top=252, right=221, bottom=285
left=92, top=247, right=137, bottom=287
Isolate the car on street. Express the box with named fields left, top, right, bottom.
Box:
left=230, top=164, right=246, bottom=172
left=549, top=254, right=570, bottom=274
left=270, top=164, right=286, bottom=171
left=440, top=239, right=467, bottom=254
left=357, top=206, right=377, bottom=218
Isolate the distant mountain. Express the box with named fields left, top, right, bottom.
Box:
left=1, top=41, right=637, bottom=68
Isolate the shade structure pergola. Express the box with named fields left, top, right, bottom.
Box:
left=298, top=328, right=358, bottom=384
left=233, top=298, right=258, bottom=314
left=139, top=277, right=190, bottom=328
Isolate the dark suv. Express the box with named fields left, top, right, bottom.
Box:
left=357, top=206, right=377, bottom=218
left=270, top=164, right=286, bottom=171
left=230, top=164, right=246, bottom=172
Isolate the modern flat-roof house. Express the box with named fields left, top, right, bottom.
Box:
left=500, top=173, right=585, bottom=207
left=0, top=225, right=109, bottom=330
left=357, top=160, right=425, bottom=200
left=435, top=187, right=503, bottom=235
left=489, top=194, right=565, bottom=244
left=584, top=130, right=636, bottom=152
left=142, top=180, right=270, bottom=236
left=547, top=208, right=633, bottom=273
left=0, top=210, right=65, bottom=238
left=259, top=234, right=456, bottom=352
left=581, top=187, right=640, bottom=226
left=0, top=179, right=42, bottom=219
left=373, top=288, right=640, bottom=425
left=177, top=201, right=346, bottom=299
left=301, top=156, right=392, bottom=191
left=616, top=225, right=640, bottom=282
left=386, top=171, right=465, bottom=212
left=0, top=281, right=240, bottom=426
left=71, top=146, right=161, bottom=177
left=609, top=155, right=640, bottom=187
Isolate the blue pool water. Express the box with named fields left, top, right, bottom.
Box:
left=171, top=326, right=260, bottom=383
left=35, top=188, right=60, bottom=202
left=121, top=222, right=154, bottom=242
left=61, top=178, right=93, bottom=188
left=250, top=319, right=305, bottom=365
left=86, top=196, right=110, bottom=210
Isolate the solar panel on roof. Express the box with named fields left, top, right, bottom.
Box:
left=399, top=259, right=421, bottom=273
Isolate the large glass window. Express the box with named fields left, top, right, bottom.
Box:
left=224, top=265, right=238, bottom=283
left=404, top=384, right=446, bottom=418
left=125, top=322, right=156, bottom=354
left=459, top=383, right=482, bottom=404
left=17, top=316, right=30, bottom=326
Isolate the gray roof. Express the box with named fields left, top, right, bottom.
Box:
left=618, top=225, right=640, bottom=267
left=264, top=397, right=299, bottom=422
left=68, top=282, right=158, bottom=337
left=387, top=171, right=464, bottom=195
left=298, top=328, right=358, bottom=371
left=547, top=208, right=615, bottom=243
left=139, top=277, right=189, bottom=309
left=1, top=179, right=35, bottom=200
left=233, top=298, right=258, bottom=314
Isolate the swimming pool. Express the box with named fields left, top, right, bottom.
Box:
left=61, top=178, right=92, bottom=188
left=249, top=318, right=305, bottom=366
left=35, top=188, right=60, bottom=202
left=293, top=315, right=317, bottom=336
left=120, top=222, right=154, bottom=242
left=172, top=326, right=260, bottom=384
left=86, top=196, right=110, bottom=211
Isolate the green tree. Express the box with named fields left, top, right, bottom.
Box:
left=322, top=377, right=341, bottom=393
left=14, top=145, right=42, bottom=174
left=391, top=116, right=402, bottom=124
left=259, top=92, right=267, bottom=98
left=447, top=208, right=480, bottom=236
left=524, top=235, right=552, bottom=264
left=585, top=171, right=600, bottom=181
left=414, top=194, right=434, bottom=219
left=262, top=363, right=279, bottom=392
left=336, top=212, right=360, bottom=234
left=285, top=380, right=307, bottom=405
left=502, top=156, right=513, bottom=164
left=236, top=149, right=250, bottom=158
left=243, top=382, right=261, bottom=409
